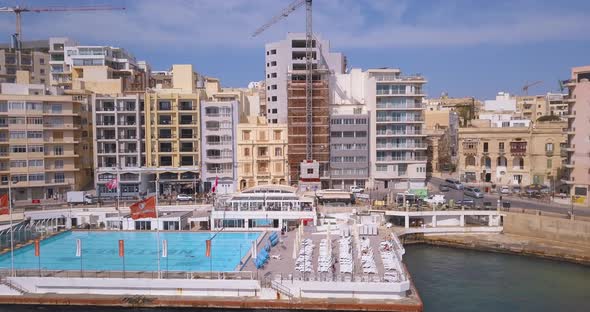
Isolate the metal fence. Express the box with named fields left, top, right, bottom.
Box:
left=0, top=269, right=254, bottom=280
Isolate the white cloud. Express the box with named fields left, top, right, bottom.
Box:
left=5, top=0, right=588, bottom=51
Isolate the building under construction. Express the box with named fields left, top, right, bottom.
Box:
left=287, top=69, right=330, bottom=186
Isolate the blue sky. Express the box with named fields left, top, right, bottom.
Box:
left=1, top=0, right=589, bottom=99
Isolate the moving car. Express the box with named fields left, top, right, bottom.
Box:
left=464, top=187, right=484, bottom=198
left=176, top=194, right=194, bottom=202
left=444, top=178, right=464, bottom=190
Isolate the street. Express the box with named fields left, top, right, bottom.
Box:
left=428, top=177, right=590, bottom=217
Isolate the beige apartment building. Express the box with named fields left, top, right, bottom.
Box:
left=424, top=110, right=459, bottom=176
left=458, top=119, right=566, bottom=190
left=145, top=65, right=203, bottom=195
left=516, top=95, right=547, bottom=120
left=237, top=116, right=289, bottom=190
left=563, top=65, right=590, bottom=203
left=0, top=72, right=90, bottom=201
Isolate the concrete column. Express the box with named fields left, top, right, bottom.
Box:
left=404, top=215, right=410, bottom=229
left=460, top=215, right=465, bottom=227
left=432, top=215, right=437, bottom=228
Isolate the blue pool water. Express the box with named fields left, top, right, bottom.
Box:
left=0, top=231, right=260, bottom=272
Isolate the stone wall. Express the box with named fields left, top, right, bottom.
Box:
left=503, top=212, right=590, bottom=246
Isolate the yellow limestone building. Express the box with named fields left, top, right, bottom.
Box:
left=145, top=65, right=204, bottom=195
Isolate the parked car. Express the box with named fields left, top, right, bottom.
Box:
left=464, top=187, right=484, bottom=198
left=350, top=186, right=364, bottom=194
left=425, top=194, right=446, bottom=205
left=439, top=184, right=450, bottom=192
left=176, top=194, right=194, bottom=202
left=444, top=178, right=464, bottom=190
left=500, top=186, right=511, bottom=195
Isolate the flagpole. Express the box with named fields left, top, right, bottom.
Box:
left=8, top=180, right=14, bottom=277
left=155, top=179, right=161, bottom=279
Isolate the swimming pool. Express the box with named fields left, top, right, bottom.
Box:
left=0, top=231, right=260, bottom=272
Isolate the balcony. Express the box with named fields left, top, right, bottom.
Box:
left=179, top=120, right=198, bottom=125
left=375, top=156, right=427, bottom=162
left=96, top=135, right=116, bottom=140
left=463, top=147, right=478, bottom=155
left=376, top=143, right=427, bottom=150
left=181, top=147, right=198, bottom=153
left=96, top=121, right=116, bottom=126
left=510, top=143, right=527, bottom=155
left=376, top=117, right=424, bottom=123
left=376, top=102, right=425, bottom=110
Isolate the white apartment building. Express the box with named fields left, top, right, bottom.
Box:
left=94, top=94, right=152, bottom=198
left=264, top=33, right=345, bottom=124
left=546, top=93, right=569, bottom=118
left=484, top=92, right=516, bottom=111
left=367, top=69, right=428, bottom=190
left=200, top=100, right=239, bottom=194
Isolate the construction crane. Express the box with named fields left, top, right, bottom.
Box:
left=252, top=0, right=315, bottom=161
left=522, top=80, right=542, bottom=95
left=0, top=5, right=125, bottom=70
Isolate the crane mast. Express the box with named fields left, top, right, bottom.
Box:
left=304, top=0, right=313, bottom=160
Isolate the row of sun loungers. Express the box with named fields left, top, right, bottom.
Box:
left=295, top=239, right=314, bottom=273
left=379, top=241, right=401, bottom=282
left=360, top=238, right=377, bottom=274
left=317, top=239, right=333, bottom=273
left=339, top=236, right=354, bottom=274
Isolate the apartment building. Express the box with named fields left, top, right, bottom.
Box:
left=546, top=93, right=569, bottom=119
left=0, top=72, right=89, bottom=201
left=145, top=65, right=202, bottom=195
left=458, top=119, right=566, bottom=188
left=264, top=33, right=345, bottom=124
left=0, top=40, right=49, bottom=85
left=94, top=94, right=151, bottom=197
left=516, top=95, right=547, bottom=120
left=237, top=116, right=288, bottom=190
left=200, top=100, right=238, bottom=194
left=424, top=110, right=459, bottom=175
left=329, top=113, right=369, bottom=189
left=562, top=66, right=590, bottom=203
left=367, top=68, right=428, bottom=190
left=48, top=37, right=147, bottom=93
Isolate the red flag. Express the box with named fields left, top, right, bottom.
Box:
left=211, top=177, right=219, bottom=193
left=106, top=178, right=118, bottom=191
left=205, top=239, right=211, bottom=257
left=129, top=196, right=157, bottom=220
left=34, top=239, right=40, bottom=257
left=118, top=240, right=125, bottom=257
left=0, top=194, right=8, bottom=215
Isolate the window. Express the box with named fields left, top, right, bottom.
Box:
left=271, top=109, right=277, bottom=114
left=9, top=117, right=25, bottom=125
left=8, top=102, right=24, bottom=111
left=39, top=58, right=45, bottom=65
left=27, top=145, right=43, bottom=153
left=271, top=73, right=277, bottom=78
left=9, top=131, right=26, bottom=139
left=356, top=131, right=367, bottom=137
left=483, top=142, right=489, bottom=153
left=271, top=96, right=277, bottom=102
left=10, top=145, right=26, bottom=153
left=307, top=168, right=313, bottom=174
left=545, top=143, right=554, bottom=152
left=54, top=172, right=65, bottom=183
left=28, top=159, right=43, bottom=167
left=271, top=85, right=277, bottom=90
left=27, top=131, right=43, bottom=139
left=51, top=104, right=62, bottom=113
left=27, top=117, right=43, bottom=124
left=499, top=142, right=505, bottom=151
left=10, top=160, right=27, bottom=168
left=244, top=148, right=250, bottom=157
left=270, top=49, right=277, bottom=55
left=54, top=160, right=64, bottom=169
left=53, top=146, right=63, bottom=155
left=377, top=165, right=387, bottom=172
left=547, top=159, right=552, bottom=169
left=271, top=61, right=277, bottom=66
left=29, top=174, right=44, bottom=182
left=275, top=147, right=282, bottom=156
left=273, top=130, right=281, bottom=140
left=242, top=131, right=250, bottom=140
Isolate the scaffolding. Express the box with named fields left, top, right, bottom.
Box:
left=287, top=70, right=330, bottom=183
